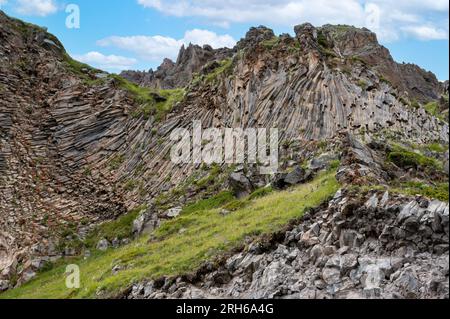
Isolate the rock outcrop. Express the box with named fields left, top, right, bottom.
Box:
left=120, top=44, right=234, bottom=89
left=129, top=190, right=449, bottom=299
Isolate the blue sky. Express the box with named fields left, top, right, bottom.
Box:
left=0, top=0, right=448, bottom=80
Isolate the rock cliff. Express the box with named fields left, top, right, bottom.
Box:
left=0, top=11, right=448, bottom=296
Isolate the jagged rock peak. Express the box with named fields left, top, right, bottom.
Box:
left=121, top=42, right=234, bottom=89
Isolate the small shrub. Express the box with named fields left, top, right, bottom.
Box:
left=357, top=79, right=368, bottom=90
left=388, top=148, right=438, bottom=171
left=410, top=99, right=420, bottom=109
left=261, top=36, right=280, bottom=49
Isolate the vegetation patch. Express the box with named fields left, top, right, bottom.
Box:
left=396, top=181, right=449, bottom=202
left=63, top=53, right=104, bottom=85
left=410, top=99, right=420, bottom=109
left=107, top=75, right=185, bottom=120
left=424, top=101, right=447, bottom=122
left=1, top=171, right=339, bottom=299
left=425, top=143, right=448, bottom=153
left=109, top=154, right=125, bottom=170
left=355, top=182, right=449, bottom=203
left=357, top=79, right=368, bottom=90
left=84, top=206, right=146, bottom=249
left=317, top=30, right=330, bottom=48
left=261, top=36, right=280, bottom=49
left=193, top=58, right=234, bottom=86
left=204, top=58, right=234, bottom=84
left=387, top=145, right=440, bottom=172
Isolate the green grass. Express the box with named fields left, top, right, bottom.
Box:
left=355, top=181, right=449, bottom=203
left=396, top=181, right=449, bottom=202
left=379, top=75, right=391, bottom=86
left=1, top=171, right=339, bottom=299
left=261, top=36, right=280, bottom=49
left=182, top=191, right=235, bottom=214
left=62, top=53, right=104, bottom=85
left=109, top=75, right=185, bottom=120
left=194, top=164, right=222, bottom=190
left=424, top=101, right=439, bottom=116
left=426, top=143, right=448, bottom=153
left=424, top=101, right=447, bottom=122
left=357, top=79, right=368, bottom=90
left=387, top=145, right=441, bottom=172
left=317, top=31, right=330, bottom=48
left=84, top=206, right=146, bottom=249
left=154, top=88, right=186, bottom=120
left=191, top=58, right=234, bottom=86
left=410, top=99, right=420, bottom=109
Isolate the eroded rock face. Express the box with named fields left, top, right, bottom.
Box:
left=129, top=191, right=449, bottom=299
left=316, top=24, right=444, bottom=103
left=0, top=11, right=448, bottom=290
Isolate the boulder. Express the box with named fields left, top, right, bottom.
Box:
left=229, top=173, right=253, bottom=199
left=96, top=239, right=110, bottom=251
left=273, top=167, right=313, bottom=189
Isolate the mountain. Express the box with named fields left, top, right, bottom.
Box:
left=0, top=11, right=448, bottom=298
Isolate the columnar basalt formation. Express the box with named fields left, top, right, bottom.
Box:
left=0, top=10, right=448, bottom=292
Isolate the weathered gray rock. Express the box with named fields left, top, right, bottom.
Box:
left=229, top=173, right=253, bottom=198
left=129, top=190, right=449, bottom=300
left=165, top=207, right=182, bottom=218
left=96, top=239, right=110, bottom=251
left=0, top=279, right=9, bottom=292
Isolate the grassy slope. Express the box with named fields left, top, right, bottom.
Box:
left=1, top=170, right=339, bottom=299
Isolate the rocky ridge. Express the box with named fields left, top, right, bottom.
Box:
left=120, top=44, right=234, bottom=89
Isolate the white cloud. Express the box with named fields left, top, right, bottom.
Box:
left=402, top=25, right=448, bottom=40
left=0, top=0, right=8, bottom=7
left=72, top=52, right=138, bottom=71
left=183, top=29, right=236, bottom=48
left=15, top=0, right=57, bottom=17
left=97, top=29, right=236, bottom=63
left=137, top=0, right=449, bottom=42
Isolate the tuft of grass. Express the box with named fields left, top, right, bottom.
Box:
left=63, top=53, right=103, bottom=85
left=261, top=36, right=280, bottom=49
left=397, top=181, right=449, bottom=202
left=424, top=101, right=447, bottom=122
left=426, top=143, right=448, bottom=153
left=357, top=79, right=368, bottom=90
left=194, top=164, right=222, bottom=190
left=123, top=179, right=139, bottom=192
left=182, top=191, right=235, bottom=214
left=154, top=88, right=186, bottom=120
left=410, top=99, right=420, bottom=109
left=317, top=31, right=330, bottom=48
left=248, top=186, right=274, bottom=201
left=2, top=171, right=339, bottom=299
left=204, top=58, right=234, bottom=84
left=379, top=75, right=391, bottom=86
left=109, top=154, right=125, bottom=170
left=84, top=206, right=146, bottom=249
left=387, top=145, right=440, bottom=172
